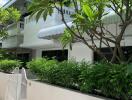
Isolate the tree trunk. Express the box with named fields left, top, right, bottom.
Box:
left=117, top=44, right=126, bottom=62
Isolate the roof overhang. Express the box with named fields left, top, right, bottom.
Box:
left=102, top=11, right=125, bottom=24
left=37, top=22, right=72, bottom=39
left=1, top=0, right=16, bottom=9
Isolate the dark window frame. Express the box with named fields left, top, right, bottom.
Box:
left=42, top=49, right=68, bottom=62
left=94, top=46, right=132, bottom=62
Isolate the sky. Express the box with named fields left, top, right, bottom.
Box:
left=0, top=0, right=9, bottom=7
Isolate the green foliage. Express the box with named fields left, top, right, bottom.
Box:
left=0, top=7, right=21, bottom=24
left=50, top=60, right=81, bottom=88
left=27, top=58, right=132, bottom=99
left=0, top=49, right=16, bottom=60
left=127, top=63, right=132, bottom=75
left=28, top=0, right=54, bottom=22
left=60, top=28, right=74, bottom=49
left=27, top=58, right=81, bottom=88
left=27, top=58, right=58, bottom=81
left=80, top=62, right=132, bottom=100
left=28, top=0, right=106, bottom=33
left=28, top=0, right=108, bottom=47
left=0, top=29, right=8, bottom=39
left=0, top=60, right=21, bottom=73
left=0, top=7, right=21, bottom=39
left=28, top=0, right=72, bottom=22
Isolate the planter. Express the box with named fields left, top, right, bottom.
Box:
left=27, top=80, right=112, bottom=100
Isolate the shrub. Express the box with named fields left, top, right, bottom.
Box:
left=27, top=58, right=58, bottom=81
left=0, top=60, right=21, bottom=73
left=27, top=58, right=82, bottom=88
left=0, top=49, right=16, bottom=60
left=80, top=62, right=132, bottom=100
left=51, top=60, right=81, bottom=89
left=27, top=58, right=132, bottom=100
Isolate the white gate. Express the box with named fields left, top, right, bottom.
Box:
left=4, top=68, right=27, bottom=100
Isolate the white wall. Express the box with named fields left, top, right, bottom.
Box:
left=2, top=36, right=19, bottom=48
left=7, top=24, right=18, bottom=36
left=21, top=8, right=69, bottom=48
left=27, top=80, right=108, bottom=100
left=2, top=24, right=18, bottom=48
left=34, top=42, right=93, bottom=62
left=0, top=73, right=110, bottom=100
left=2, top=22, right=24, bottom=48
left=0, top=73, right=9, bottom=100
left=21, top=6, right=74, bottom=49
left=69, top=42, right=93, bottom=62
left=68, top=32, right=132, bottom=62
left=124, top=36, right=132, bottom=46
left=33, top=34, right=132, bottom=61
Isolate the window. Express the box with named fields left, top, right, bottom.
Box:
left=17, top=53, right=30, bottom=66
left=20, top=23, right=24, bottom=29
left=94, top=46, right=132, bottom=62
left=17, top=53, right=30, bottom=61
left=42, top=50, right=68, bottom=62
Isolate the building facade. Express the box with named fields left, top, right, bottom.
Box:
left=1, top=0, right=132, bottom=62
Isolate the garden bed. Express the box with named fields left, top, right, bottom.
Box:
left=27, top=58, right=132, bottom=100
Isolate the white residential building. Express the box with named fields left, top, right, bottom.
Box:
left=1, top=0, right=132, bottom=62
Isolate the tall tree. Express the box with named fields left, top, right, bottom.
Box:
left=29, top=0, right=132, bottom=63
left=0, top=7, right=21, bottom=39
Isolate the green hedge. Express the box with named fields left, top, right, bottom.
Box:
left=27, top=58, right=132, bottom=100
left=80, top=62, right=132, bottom=100
left=0, top=60, right=21, bottom=73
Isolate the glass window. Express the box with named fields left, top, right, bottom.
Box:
left=42, top=50, right=68, bottom=62
left=94, top=46, right=132, bottom=62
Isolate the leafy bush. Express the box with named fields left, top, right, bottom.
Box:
left=27, top=58, right=132, bottom=100
left=27, top=58, right=81, bottom=88
left=0, top=60, right=21, bottom=73
left=80, top=62, right=132, bottom=100
left=0, top=49, right=16, bottom=60
left=50, top=60, right=81, bottom=89
left=27, top=58, right=58, bottom=81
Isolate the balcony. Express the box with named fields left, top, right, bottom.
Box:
left=24, top=7, right=74, bottom=28
left=2, top=21, right=24, bottom=48
left=20, top=7, right=74, bottom=48
left=36, top=6, right=74, bottom=39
